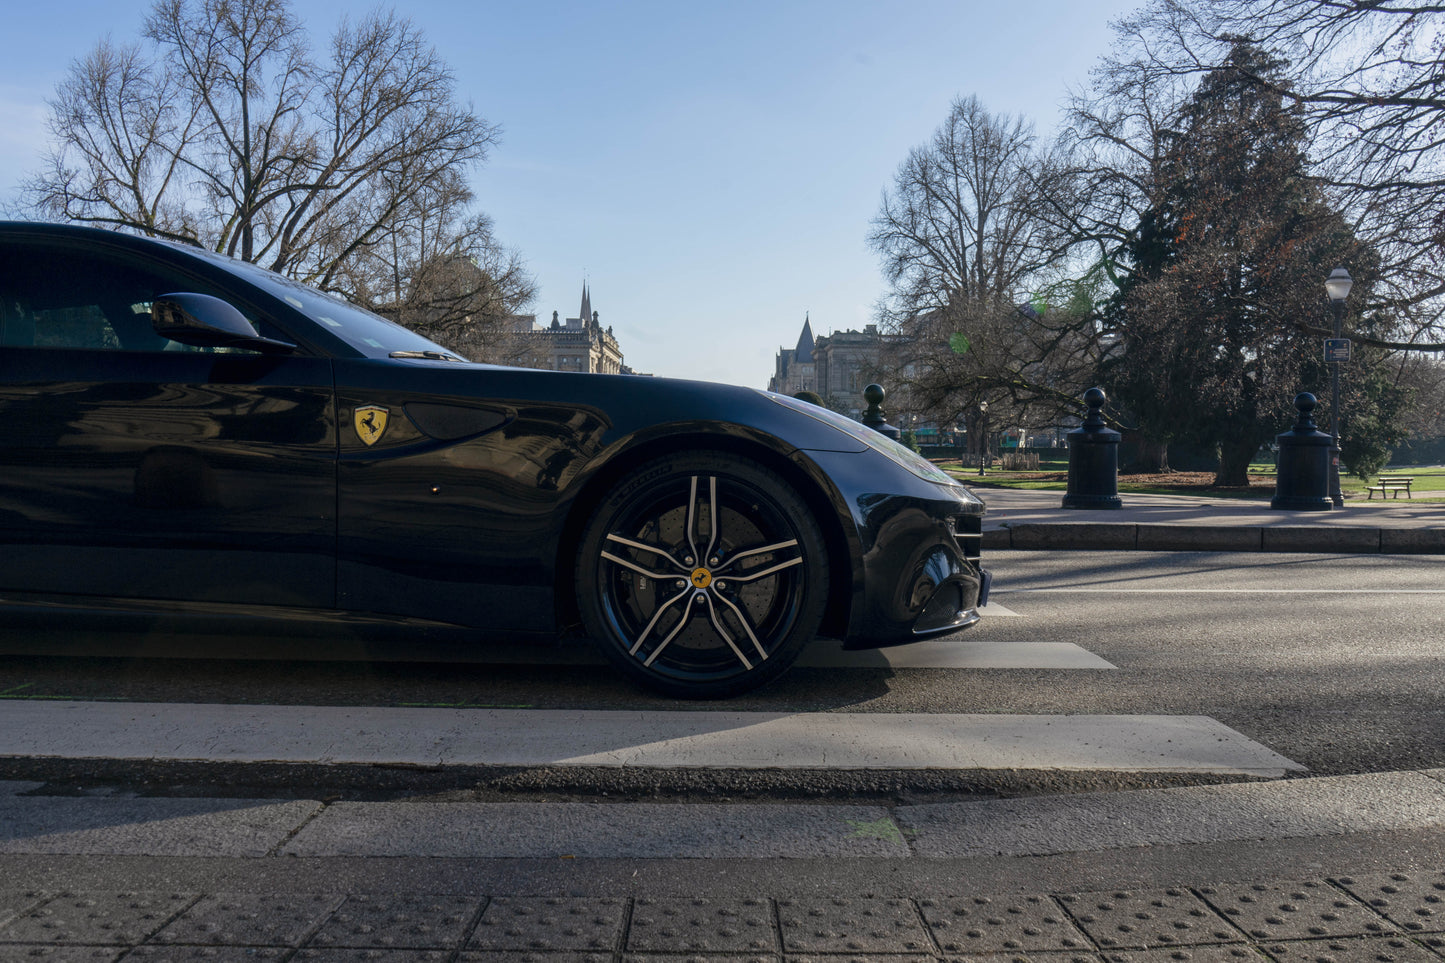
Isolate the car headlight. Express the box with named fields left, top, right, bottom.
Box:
left=763, top=391, right=958, bottom=485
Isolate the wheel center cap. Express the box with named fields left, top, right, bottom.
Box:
left=690, top=568, right=713, bottom=589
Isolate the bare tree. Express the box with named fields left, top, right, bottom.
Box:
left=1090, top=0, right=1445, bottom=351
left=25, top=0, right=531, bottom=344
left=868, top=95, right=1102, bottom=441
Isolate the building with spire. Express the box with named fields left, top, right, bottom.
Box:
left=768, top=316, right=887, bottom=418
left=767, top=315, right=817, bottom=395
left=518, top=282, right=629, bottom=374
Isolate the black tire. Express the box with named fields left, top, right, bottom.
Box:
left=575, top=452, right=829, bottom=698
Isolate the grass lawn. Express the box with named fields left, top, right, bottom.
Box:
left=936, top=460, right=1445, bottom=500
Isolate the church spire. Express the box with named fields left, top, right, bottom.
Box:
left=579, top=282, right=592, bottom=330
left=794, top=313, right=814, bottom=363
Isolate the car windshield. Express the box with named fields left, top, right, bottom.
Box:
left=187, top=248, right=466, bottom=361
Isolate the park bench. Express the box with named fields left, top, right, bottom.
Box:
left=1366, top=475, right=1414, bottom=499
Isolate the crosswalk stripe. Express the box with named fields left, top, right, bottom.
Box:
left=0, top=701, right=1301, bottom=775
left=798, top=640, right=1113, bottom=669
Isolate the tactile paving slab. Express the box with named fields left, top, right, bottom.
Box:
left=626, top=897, right=776, bottom=953
left=291, top=950, right=452, bottom=962
left=0, top=892, right=195, bottom=946
left=1335, top=872, right=1445, bottom=935
left=625, top=956, right=780, bottom=963
left=126, top=947, right=289, bottom=961
left=0, top=948, right=129, bottom=961
left=1060, top=888, right=1243, bottom=949
left=466, top=898, right=624, bottom=952
left=459, top=948, right=612, bottom=954
left=305, top=894, right=481, bottom=949
left=918, top=893, right=1090, bottom=955
left=1256, top=935, right=1442, bottom=962
left=0, top=892, right=50, bottom=929
left=147, top=893, right=344, bottom=946
left=776, top=898, right=931, bottom=954
left=1197, top=880, right=1395, bottom=941
left=1094, top=946, right=1268, bottom=961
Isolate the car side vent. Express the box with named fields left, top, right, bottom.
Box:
left=953, top=513, right=982, bottom=563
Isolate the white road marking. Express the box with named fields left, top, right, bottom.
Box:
left=978, top=602, right=1022, bottom=616
left=798, top=640, right=1113, bottom=670
left=997, top=587, right=1445, bottom=594
left=0, top=702, right=1300, bottom=776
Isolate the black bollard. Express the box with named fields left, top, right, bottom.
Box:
left=861, top=384, right=902, bottom=441
left=1062, top=387, right=1122, bottom=509
left=1271, top=393, right=1334, bottom=511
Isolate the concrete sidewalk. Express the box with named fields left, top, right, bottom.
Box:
left=3, top=773, right=1445, bottom=959
left=973, top=485, right=1445, bottom=553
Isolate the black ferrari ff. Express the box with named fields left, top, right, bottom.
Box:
left=0, top=221, right=989, bottom=697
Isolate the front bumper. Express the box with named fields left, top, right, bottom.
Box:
left=795, top=449, right=988, bottom=649
left=841, top=492, right=989, bottom=648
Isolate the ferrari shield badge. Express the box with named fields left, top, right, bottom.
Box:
left=353, top=405, right=390, bottom=447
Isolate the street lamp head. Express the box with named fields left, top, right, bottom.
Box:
left=1325, top=266, right=1353, bottom=302
left=979, top=401, right=988, bottom=414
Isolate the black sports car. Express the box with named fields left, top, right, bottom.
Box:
left=0, top=221, right=989, bottom=697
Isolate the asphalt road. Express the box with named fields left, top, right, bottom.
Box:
left=1, top=550, right=1442, bottom=798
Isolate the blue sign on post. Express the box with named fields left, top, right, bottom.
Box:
left=1325, top=338, right=1352, bottom=362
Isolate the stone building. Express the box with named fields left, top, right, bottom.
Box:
left=517, top=283, right=629, bottom=374
left=767, top=315, right=816, bottom=396
left=769, top=316, right=885, bottom=418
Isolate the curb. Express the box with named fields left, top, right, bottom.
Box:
left=984, top=524, right=1445, bottom=554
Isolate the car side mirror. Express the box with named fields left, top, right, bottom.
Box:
left=151, top=292, right=297, bottom=354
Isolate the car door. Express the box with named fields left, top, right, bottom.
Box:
left=0, top=236, right=337, bottom=609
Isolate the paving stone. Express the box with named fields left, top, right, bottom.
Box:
left=147, top=894, right=344, bottom=947
left=0, top=892, right=194, bottom=946
left=0, top=947, right=127, bottom=961
left=1059, top=888, right=1242, bottom=950
left=919, top=893, right=1090, bottom=955
left=776, top=898, right=931, bottom=954
left=459, top=951, right=610, bottom=962
left=466, top=898, right=623, bottom=952
left=1197, top=881, right=1394, bottom=941
left=1334, top=872, right=1445, bottom=934
left=305, top=894, right=481, bottom=949
left=629, top=956, right=779, bottom=963
left=1096, top=947, right=1261, bottom=962
left=626, top=898, right=776, bottom=953
left=785, top=955, right=935, bottom=963
left=0, top=893, right=51, bottom=929
left=125, top=947, right=289, bottom=961
left=942, top=948, right=1098, bottom=954
left=1256, top=935, right=1441, bottom=962
left=291, top=951, right=452, bottom=962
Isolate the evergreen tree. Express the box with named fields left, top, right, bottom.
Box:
left=1105, top=42, right=1386, bottom=485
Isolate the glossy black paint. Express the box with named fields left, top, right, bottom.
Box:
left=0, top=221, right=986, bottom=662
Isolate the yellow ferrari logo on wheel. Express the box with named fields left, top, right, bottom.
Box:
left=690, top=568, right=713, bottom=589
left=354, top=405, right=390, bottom=447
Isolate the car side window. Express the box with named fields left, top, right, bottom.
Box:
left=0, top=241, right=261, bottom=354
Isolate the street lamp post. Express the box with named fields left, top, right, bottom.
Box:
left=977, top=401, right=989, bottom=476
left=1325, top=267, right=1353, bottom=508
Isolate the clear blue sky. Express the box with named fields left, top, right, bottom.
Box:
left=0, top=0, right=1140, bottom=387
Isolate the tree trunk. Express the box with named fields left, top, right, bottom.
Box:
left=1134, top=437, right=1171, bottom=473
left=1214, top=436, right=1257, bottom=487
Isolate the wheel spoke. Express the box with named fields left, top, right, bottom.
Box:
left=684, top=475, right=719, bottom=565
left=629, top=585, right=693, bottom=658
left=703, top=476, right=718, bottom=561
left=719, top=532, right=809, bottom=569
left=600, top=549, right=671, bottom=581
left=640, top=592, right=700, bottom=666
left=719, top=554, right=803, bottom=583
left=709, top=590, right=769, bottom=662
left=604, top=533, right=689, bottom=573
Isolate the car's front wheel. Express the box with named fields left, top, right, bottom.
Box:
left=576, top=453, right=829, bottom=698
